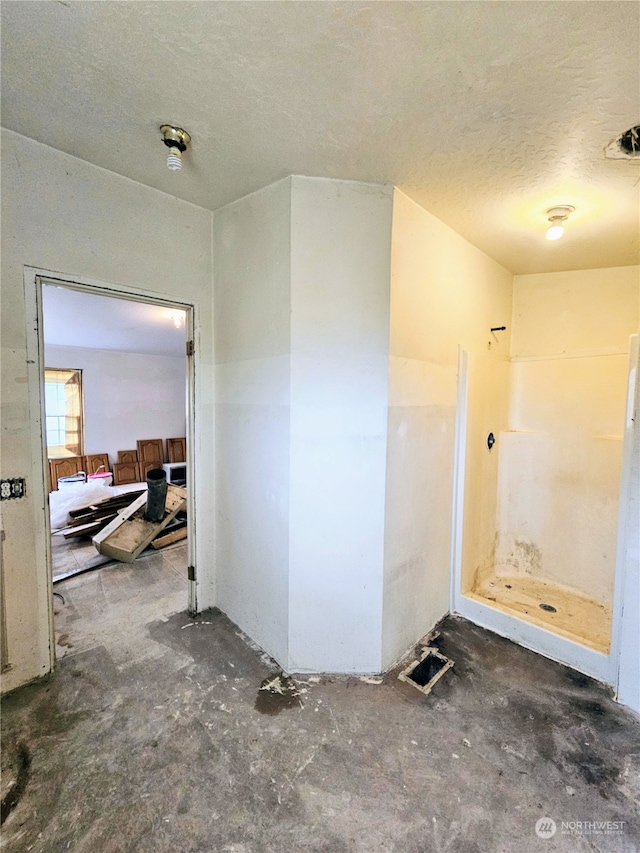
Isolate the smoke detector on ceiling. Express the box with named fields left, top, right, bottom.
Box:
left=604, top=125, right=640, bottom=160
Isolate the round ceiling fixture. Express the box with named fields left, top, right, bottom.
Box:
left=160, top=124, right=191, bottom=171
left=545, top=205, right=575, bottom=241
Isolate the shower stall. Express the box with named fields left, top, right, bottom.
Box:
left=451, top=334, right=638, bottom=686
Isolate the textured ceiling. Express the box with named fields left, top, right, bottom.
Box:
left=2, top=1, right=638, bottom=274
left=42, top=286, right=186, bottom=357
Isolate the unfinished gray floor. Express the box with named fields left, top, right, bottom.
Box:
left=51, top=522, right=115, bottom=581
left=1, top=553, right=639, bottom=853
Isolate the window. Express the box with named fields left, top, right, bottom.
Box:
left=44, top=368, right=83, bottom=457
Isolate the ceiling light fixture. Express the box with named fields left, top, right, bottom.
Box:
left=168, top=309, right=185, bottom=329
left=160, top=124, right=191, bottom=172
left=545, top=205, right=575, bottom=241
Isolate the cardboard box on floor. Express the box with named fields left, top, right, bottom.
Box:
left=93, top=485, right=187, bottom=563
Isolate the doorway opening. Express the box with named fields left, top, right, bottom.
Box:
left=31, top=272, right=197, bottom=667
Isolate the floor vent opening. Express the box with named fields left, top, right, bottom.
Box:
left=398, top=649, right=454, bottom=696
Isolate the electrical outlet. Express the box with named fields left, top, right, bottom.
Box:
left=0, top=479, right=26, bottom=500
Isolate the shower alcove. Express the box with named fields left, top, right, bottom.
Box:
left=451, top=270, right=638, bottom=686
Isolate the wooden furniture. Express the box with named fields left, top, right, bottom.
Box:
left=139, top=460, right=164, bottom=480
left=49, top=456, right=85, bottom=491
left=137, top=438, right=164, bottom=466
left=84, top=453, right=110, bottom=475
left=112, top=461, right=140, bottom=485
left=167, top=437, right=186, bottom=464
left=50, top=440, right=179, bottom=490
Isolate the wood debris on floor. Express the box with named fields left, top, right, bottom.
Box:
left=55, top=491, right=146, bottom=539
left=150, top=522, right=188, bottom=549
left=52, top=486, right=188, bottom=560
left=93, top=485, right=187, bottom=563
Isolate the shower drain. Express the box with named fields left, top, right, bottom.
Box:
left=539, top=603, right=557, bottom=613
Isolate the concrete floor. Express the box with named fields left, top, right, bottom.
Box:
left=1, top=554, right=639, bottom=852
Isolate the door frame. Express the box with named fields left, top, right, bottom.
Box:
left=24, top=266, right=199, bottom=671
left=610, top=335, right=639, bottom=704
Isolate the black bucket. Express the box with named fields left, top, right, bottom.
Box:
left=144, top=468, right=167, bottom=523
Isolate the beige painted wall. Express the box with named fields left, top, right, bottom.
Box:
left=0, top=131, right=214, bottom=692
left=495, top=267, right=639, bottom=604
left=510, top=267, right=638, bottom=358
left=383, top=189, right=512, bottom=666
left=461, top=352, right=511, bottom=593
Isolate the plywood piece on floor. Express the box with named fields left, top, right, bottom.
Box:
left=68, top=492, right=141, bottom=519
left=93, top=485, right=186, bottom=563
left=63, top=516, right=117, bottom=538
left=151, top=525, right=188, bottom=549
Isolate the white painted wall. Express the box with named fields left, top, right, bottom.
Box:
left=5, top=128, right=635, bottom=712
left=384, top=190, right=513, bottom=667
left=1, top=131, right=214, bottom=693
left=288, top=177, right=393, bottom=673
left=213, top=178, right=292, bottom=666
left=45, top=345, right=186, bottom=468
left=616, top=338, right=640, bottom=714
left=214, top=176, right=393, bottom=674
left=496, top=268, right=639, bottom=605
